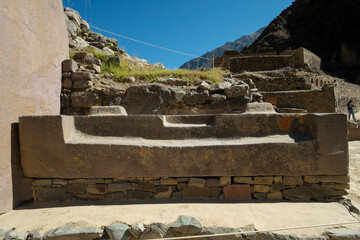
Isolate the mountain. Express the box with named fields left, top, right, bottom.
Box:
left=179, top=27, right=265, bottom=70
left=245, top=0, right=360, bottom=82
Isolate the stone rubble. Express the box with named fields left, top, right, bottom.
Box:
left=0, top=215, right=358, bottom=240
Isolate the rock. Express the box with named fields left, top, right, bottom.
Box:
left=188, top=178, right=206, bottom=188
left=138, top=181, right=155, bottom=192
left=69, top=37, right=89, bottom=50
left=253, top=185, right=270, bottom=193
left=243, top=103, right=275, bottom=113
left=74, top=52, right=94, bottom=59
left=106, top=56, right=121, bottom=65
left=64, top=8, right=81, bottom=27
left=87, top=184, right=108, bottom=195
left=32, top=179, right=52, bottom=186
left=86, top=64, right=101, bottom=74
left=129, top=222, right=145, bottom=238
left=274, top=176, right=283, bottom=183
left=122, top=85, right=172, bottom=114
left=75, top=57, right=102, bottom=66
left=283, top=176, right=303, bottom=186
left=229, top=96, right=251, bottom=111
left=169, top=215, right=203, bottom=236
left=254, top=177, right=274, bottom=185
left=224, top=84, right=250, bottom=98
left=320, top=175, right=350, bottom=183
left=174, top=90, right=186, bottom=101
left=43, top=224, right=103, bottom=240
left=53, top=179, right=68, bottom=186
left=62, top=60, right=78, bottom=72
left=139, top=223, right=168, bottom=240
left=211, top=94, right=227, bottom=102
left=172, top=191, right=182, bottom=199
left=3, top=231, right=28, bottom=240
left=283, top=185, right=347, bottom=200
left=233, top=177, right=254, bottom=184
left=71, top=72, right=93, bottom=81
left=69, top=91, right=101, bottom=108
left=126, top=191, right=153, bottom=200
left=198, top=226, right=244, bottom=240
left=62, top=78, right=73, bottom=89
left=108, top=183, right=132, bottom=192
left=103, top=192, right=125, bottom=201
left=183, top=90, right=210, bottom=105
left=326, top=228, right=360, bottom=240
left=205, top=178, right=220, bottom=187
left=220, top=176, right=231, bottom=186
left=72, top=80, right=93, bottom=89
left=181, top=186, right=220, bottom=199
left=223, top=78, right=235, bottom=84
left=253, top=193, right=267, bottom=200
left=123, top=76, right=136, bottom=84
left=267, top=192, right=283, bottom=200
left=102, top=47, right=115, bottom=56
left=223, top=185, right=251, bottom=200
left=90, top=106, right=127, bottom=115
left=65, top=183, right=87, bottom=194
left=270, top=182, right=285, bottom=192
left=154, top=186, right=175, bottom=199
left=153, top=63, right=166, bottom=69
left=35, top=188, right=74, bottom=202
left=304, top=176, right=320, bottom=184
left=199, top=81, right=211, bottom=90
left=209, top=81, right=232, bottom=93
left=80, top=19, right=89, bottom=32
left=27, top=231, right=42, bottom=240
left=161, top=178, right=178, bottom=185
left=158, top=78, right=189, bottom=86
left=65, top=16, right=80, bottom=39
left=105, top=223, right=131, bottom=240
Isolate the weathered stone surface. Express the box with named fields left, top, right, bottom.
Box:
left=87, top=184, right=108, bottom=195
left=183, top=91, right=210, bottom=105
left=65, top=183, right=87, bottom=194
left=283, top=185, right=347, bottom=200
left=253, top=193, right=267, bottom=200
left=103, top=192, right=125, bottom=201
left=33, top=179, right=52, bottom=186
left=43, top=224, right=103, bottom=240
left=19, top=114, right=349, bottom=181
left=211, top=94, right=227, bottom=102
left=267, top=192, right=283, bottom=200
left=320, top=175, right=350, bottom=183
left=90, top=106, right=127, bottom=116
left=274, top=176, right=283, bottom=183
left=334, top=183, right=350, bottom=190
left=205, top=178, right=220, bottom=187
left=243, top=103, right=275, bottom=113
left=270, top=182, right=285, bottom=192
left=108, top=183, right=131, bottom=192
left=139, top=223, right=168, bottom=240
left=86, top=64, right=101, bottom=74
left=188, top=178, right=206, bottom=188
left=74, top=52, right=94, bottom=59
left=0, top=0, right=68, bottom=213
left=138, top=181, right=155, bottom=192
left=62, top=60, right=78, bottom=73
left=326, top=228, right=360, bottom=240
left=283, top=176, right=303, bottom=186
left=53, top=179, right=68, bottom=186
left=220, top=176, right=231, bottom=186
left=71, top=72, right=93, bottom=81
left=87, top=178, right=105, bottom=184
left=223, top=185, right=251, bottom=200
left=2, top=231, right=28, bottom=240
left=253, top=185, right=270, bottom=193
left=122, top=84, right=172, bottom=114
left=124, top=76, right=136, bottom=84
left=169, top=215, right=203, bottom=236
left=70, top=91, right=101, bottom=108
left=172, top=191, right=182, bottom=199
left=105, top=223, right=130, bottom=240
left=254, top=177, right=273, bottom=185
left=234, top=177, right=254, bottom=184
left=161, top=178, right=178, bottom=185
left=72, top=80, right=93, bottom=89
left=198, top=226, right=244, bottom=240
left=181, top=186, right=220, bottom=199
left=129, top=222, right=145, bottom=238
left=154, top=186, right=175, bottom=199
left=158, top=78, right=188, bottom=86
left=304, top=176, right=320, bottom=184
left=199, top=81, right=211, bottom=90
left=62, top=78, right=73, bottom=89
left=35, top=188, right=74, bottom=202
left=74, top=57, right=102, bottom=66
left=224, top=84, right=249, bottom=98
left=126, top=191, right=153, bottom=200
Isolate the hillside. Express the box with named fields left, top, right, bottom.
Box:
left=180, top=28, right=264, bottom=70
left=245, top=0, right=360, bottom=82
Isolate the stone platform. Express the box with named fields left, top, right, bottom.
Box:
left=19, top=113, right=349, bottom=202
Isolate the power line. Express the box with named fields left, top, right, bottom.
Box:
left=89, top=25, right=211, bottom=61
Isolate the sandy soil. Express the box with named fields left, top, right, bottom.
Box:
left=1, top=142, right=360, bottom=237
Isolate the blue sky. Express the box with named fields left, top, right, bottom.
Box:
left=64, top=0, right=294, bottom=69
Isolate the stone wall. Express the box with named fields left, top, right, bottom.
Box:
left=0, top=0, right=68, bottom=213
left=280, top=47, right=322, bottom=72
left=262, top=85, right=336, bottom=113
left=31, top=175, right=349, bottom=203
left=229, top=55, right=295, bottom=73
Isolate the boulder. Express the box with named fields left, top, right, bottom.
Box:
left=43, top=224, right=103, bottom=240
left=199, top=81, right=211, bottom=90
left=169, top=215, right=203, bottom=236
left=224, top=84, right=250, bottom=98
left=69, top=91, right=101, bottom=108
left=129, top=223, right=145, bottom=238
left=62, top=60, right=78, bottom=72
left=72, top=80, right=93, bottom=89
left=183, top=90, right=210, bottom=105
left=105, top=223, right=131, bottom=240
left=71, top=72, right=93, bottom=81
left=139, top=223, right=168, bottom=240
left=122, top=85, right=172, bottom=114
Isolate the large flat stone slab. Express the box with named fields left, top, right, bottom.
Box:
left=19, top=113, right=348, bottom=178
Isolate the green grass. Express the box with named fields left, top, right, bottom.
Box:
left=102, top=59, right=226, bottom=83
